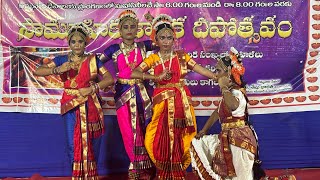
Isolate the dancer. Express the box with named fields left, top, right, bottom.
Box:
left=190, top=47, right=263, bottom=180
left=99, top=10, right=156, bottom=179
left=131, top=13, right=216, bottom=179
left=34, top=22, right=114, bottom=179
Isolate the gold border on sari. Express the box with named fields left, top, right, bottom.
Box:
left=88, top=121, right=103, bottom=132
left=73, top=161, right=98, bottom=180
left=178, top=53, right=188, bottom=77
left=99, top=54, right=107, bottom=63
left=134, top=146, right=149, bottom=155
left=229, top=128, right=257, bottom=155
left=155, top=161, right=184, bottom=172
left=168, top=96, right=175, bottom=155
left=46, top=61, right=56, bottom=68
left=152, top=54, right=178, bottom=68
left=174, top=119, right=186, bottom=128
left=61, top=96, right=88, bottom=115
left=99, top=66, right=109, bottom=75
left=129, top=97, right=138, bottom=145
left=79, top=103, right=89, bottom=176
left=221, top=120, right=246, bottom=130
left=187, top=59, right=197, bottom=70
left=60, top=55, right=103, bottom=179
left=152, top=90, right=175, bottom=105
left=62, top=89, right=104, bottom=127
left=115, top=87, right=136, bottom=109
left=89, top=55, right=97, bottom=79
left=156, top=80, right=185, bottom=88
left=133, top=160, right=153, bottom=170
left=137, top=83, right=152, bottom=119
left=73, top=161, right=97, bottom=171
left=116, top=82, right=152, bottom=154
left=137, top=42, right=147, bottom=59
left=112, top=49, right=122, bottom=77
left=217, top=130, right=237, bottom=177
left=190, top=145, right=212, bottom=180
left=65, top=89, right=81, bottom=96
left=118, top=78, right=143, bottom=86
left=230, top=137, right=257, bottom=155
left=139, top=62, right=149, bottom=72
left=91, top=93, right=104, bottom=123
left=72, top=177, right=99, bottom=180
left=178, top=86, right=194, bottom=128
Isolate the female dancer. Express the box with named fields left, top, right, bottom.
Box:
left=131, top=14, right=216, bottom=179
left=99, top=10, right=156, bottom=179
left=35, top=23, right=114, bottom=179
left=190, top=48, right=261, bottom=180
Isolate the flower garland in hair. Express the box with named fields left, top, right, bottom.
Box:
left=118, top=9, right=139, bottom=28
left=229, top=47, right=245, bottom=86
left=67, top=22, right=91, bottom=45
left=152, top=14, right=173, bottom=29
left=146, top=13, right=175, bottom=43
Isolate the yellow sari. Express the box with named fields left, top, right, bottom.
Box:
left=139, top=51, right=197, bottom=179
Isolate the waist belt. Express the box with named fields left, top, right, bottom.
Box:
left=221, top=119, right=246, bottom=130
left=65, top=89, right=80, bottom=96
left=156, top=80, right=185, bottom=88
left=118, top=78, right=143, bottom=86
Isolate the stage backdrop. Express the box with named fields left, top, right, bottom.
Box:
left=1, top=0, right=320, bottom=178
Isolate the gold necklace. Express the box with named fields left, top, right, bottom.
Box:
left=67, top=53, right=86, bottom=88
left=120, top=42, right=138, bottom=70
left=68, top=53, right=86, bottom=70
left=158, top=51, right=173, bottom=80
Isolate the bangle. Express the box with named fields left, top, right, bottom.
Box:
left=94, top=83, right=99, bottom=93
left=53, top=67, right=58, bottom=74
left=89, top=82, right=99, bottom=94
left=96, top=83, right=101, bottom=91
left=57, top=67, right=62, bottom=74
left=53, top=67, right=62, bottom=75
left=91, top=84, right=97, bottom=94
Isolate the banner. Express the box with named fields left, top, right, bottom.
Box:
left=0, top=0, right=319, bottom=115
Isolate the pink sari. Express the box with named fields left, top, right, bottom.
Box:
left=111, top=43, right=154, bottom=178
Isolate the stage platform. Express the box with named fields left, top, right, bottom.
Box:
left=3, top=168, right=319, bottom=180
